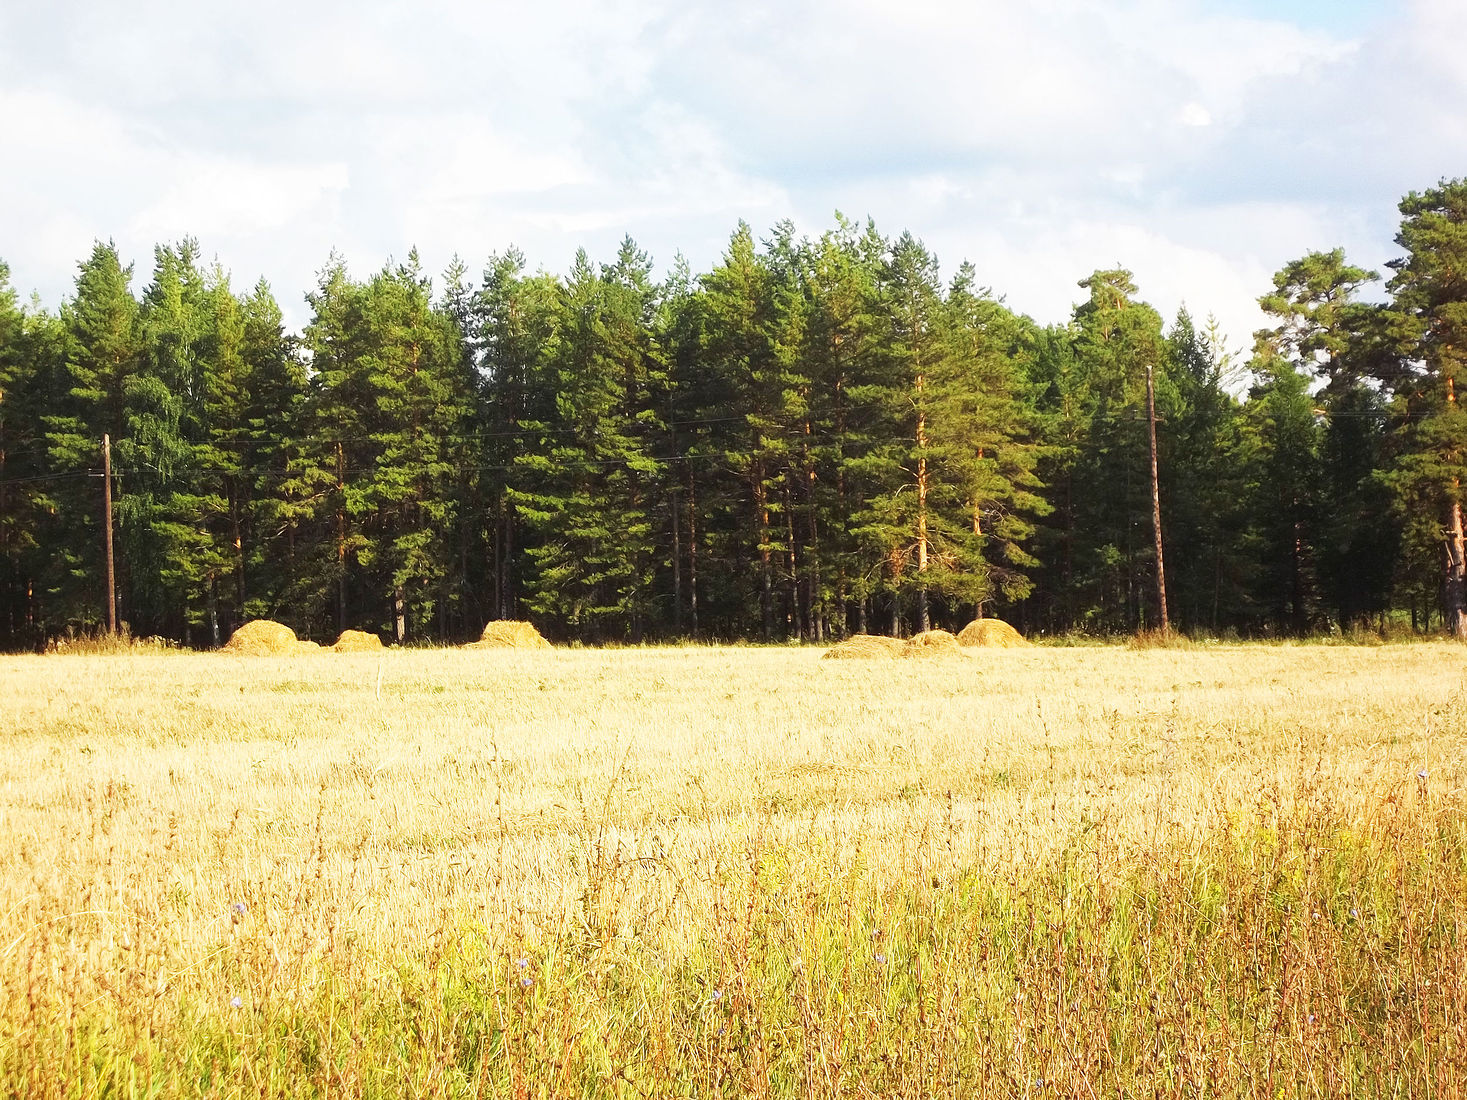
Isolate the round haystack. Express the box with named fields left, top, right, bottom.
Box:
left=332, top=629, right=384, bottom=653
left=956, top=618, right=1029, bottom=648
left=465, top=620, right=551, bottom=650
left=902, top=629, right=964, bottom=657
left=822, top=634, right=906, bottom=660
left=222, top=619, right=299, bottom=656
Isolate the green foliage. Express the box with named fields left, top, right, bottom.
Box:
left=5, top=183, right=1467, bottom=646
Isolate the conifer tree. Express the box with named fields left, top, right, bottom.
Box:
left=514, top=242, right=665, bottom=641
left=699, top=224, right=792, bottom=639
left=926, top=267, right=1047, bottom=619
left=44, top=242, right=142, bottom=630
left=1385, top=179, right=1467, bottom=637
left=800, top=217, right=889, bottom=636
left=237, top=279, right=306, bottom=625
left=0, top=262, right=45, bottom=644
left=1039, top=270, right=1168, bottom=631
left=1160, top=310, right=1250, bottom=632
left=1241, top=357, right=1322, bottom=634
left=353, top=252, right=469, bottom=641
left=292, top=254, right=370, bottom=635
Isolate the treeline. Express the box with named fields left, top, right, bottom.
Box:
left=1, top=181, right=1465, bottom=648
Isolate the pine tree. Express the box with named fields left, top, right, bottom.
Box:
left=800, top=217, right=889, bottom=637
left=238, top=279, right=306, bottom=627
left=122, top=240, right=222, bottom=642
left=356, top=252, right=471, bottom=642
left=1385, top=179, right=1467, bottom=637
left=1241, top=356, right=1322, bottom=634
left=1161, top=310, right=1250, bottom=633
left=926, top=266, right=1047, bottom=620
left=699, top=224, right=793, bottom=640
left=1036, top=270, right=1167, bottom=632
left=475, top=249, right=561, bottom=623
left=0, top=261, right=45, bottom=645
left=291, top=254, right=370, bottom=636
left=846, top=231, right=941, bottom=636
left=513, top=242, right=665, bottom=641
left=44, top=241, right=142, bottom=631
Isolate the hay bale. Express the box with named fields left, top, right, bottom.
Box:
left=465, top=620, right=551, bottom=650
left=956, top=618, right=1029, bottom=648
left=902, top=629, right=964, bottom=657
left=332, top=629, right=384, bottom=653
left=822, top=634, right=906, bottom=660
left=222, top=619, right=299, bottom=656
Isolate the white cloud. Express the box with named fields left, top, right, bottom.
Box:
left=1, top=0, right=1457, bottom=355
left=1179, top=103, right=1213, bottom=128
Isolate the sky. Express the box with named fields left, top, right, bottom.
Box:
left=1, top=0, right=1463, bottom=359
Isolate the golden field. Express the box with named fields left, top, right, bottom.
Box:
left=1, top=641, right=1465, bottom=1097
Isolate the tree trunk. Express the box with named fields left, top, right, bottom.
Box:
left=502, top=500, right=515, bottom=620
left=754, top=465, right=773, bottom=642
left=784, top=484, right=799, bottom=640
left=230, top=478, right=245, bottom=621
left=687, top=463, right=700, bottom=640
left=670, top=486, right=682, bottom=634
left=1147, top=366, right=1169, bottom=636
left=1445, top=497, right=1467, bottom=639
left=916, top=377, right=930, bottom=633
left=335, top=441, right=347, bottom=633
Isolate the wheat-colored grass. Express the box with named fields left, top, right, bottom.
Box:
left=1, top=641, right=1464, bottom=1096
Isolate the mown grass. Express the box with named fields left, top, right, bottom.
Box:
left=0, top=643, right=1464, bottom=1096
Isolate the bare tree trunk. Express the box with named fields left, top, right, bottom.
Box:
left=754, top=465, right=773, bottom=642
left=670, top=486, right=682, bottom=634
left=335, top=441, right=347, bottom=633
left=1147, top=366, right=1170, bottom=636
left=687, top=463, right=700, bottom=640
left=230, top=479, right=245, bottom=622
left=916, top=373, right=930, bottom=633
left=1446, top=377, right=1467, bottom=640
left=502, top=500, right=515, bottom=620
left=394, top=585, right=406, bottom=644
left=804, top=418, right=822, bottom=642
left=1446, top=498, right=1467, bottom=639
left=102, top=434, right=116, bottom=634
left=785, top=485, right=799, bottom=639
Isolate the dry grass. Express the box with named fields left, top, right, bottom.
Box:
left=331, top=630, right=383, bottom=653
left=901, top=629, right=963, bottom=657
left=956, top=618, right=1029, bottom=648
left=221, top=620, right=301, bottom=656
left=821, top=634, right=906, bottom=659
left=1, top=642, right=1465, bottom=1096
left=465, top=620, right=551, bottom=650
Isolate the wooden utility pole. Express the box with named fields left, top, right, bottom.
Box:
left=1146, top=367, right=1169, bottom=636
left=102, top=434, right=117, bottom=634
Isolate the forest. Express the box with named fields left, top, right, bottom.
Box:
left=0, top=179, right=1464, bottom=649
